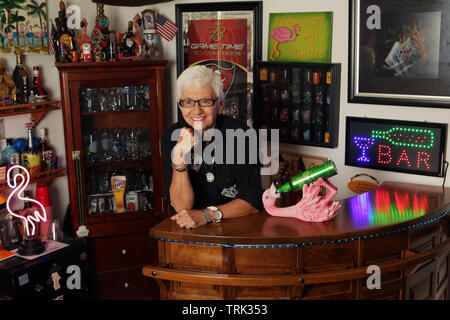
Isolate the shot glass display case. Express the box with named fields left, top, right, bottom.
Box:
left=56, top=61, right=167, bottom=299
left=254, top=61, right=341, bottom=148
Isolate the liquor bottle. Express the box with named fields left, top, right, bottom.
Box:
left=12, top=52, right=30, bottom=104
left=39, top=128, right=54, bottom=171
left=279, top=88, right=291, bottom=140
left=21, top=127, right=41, bottom=175
left=276, top=160, right=337, bottom=194
left=269, top=68, right=279, bottom=127
left=55, top=1, right=76, bottom=63
left=32, top=66, right=48, bottom=102
left=2, top=139, right=19, bottom=166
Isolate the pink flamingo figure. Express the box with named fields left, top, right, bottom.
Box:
left=269, top=24, right=301, bottom=61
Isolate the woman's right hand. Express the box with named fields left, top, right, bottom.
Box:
left=172, top=127, right=197, bottom=166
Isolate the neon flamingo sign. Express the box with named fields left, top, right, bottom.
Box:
left=6, top=165, right=47, bottom=237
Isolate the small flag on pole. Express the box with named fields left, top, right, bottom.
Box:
left=156, top=13, right=178, bottom=41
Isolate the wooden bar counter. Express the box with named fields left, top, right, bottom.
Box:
left=143, top=182, right=450, bottom=300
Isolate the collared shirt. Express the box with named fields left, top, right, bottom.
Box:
left=161, top=114, right=264, bottom=212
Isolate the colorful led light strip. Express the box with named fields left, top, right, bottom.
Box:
left=371, top=127, right=434, bottom=149
left=6, top=165, right=47, bottom=237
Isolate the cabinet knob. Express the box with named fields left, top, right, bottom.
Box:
left=121, top=249, right=127, bottom=255
left=124, top=282, right=130, bottom=288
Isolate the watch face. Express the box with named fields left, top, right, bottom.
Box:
left=213, top=210, right=223, bottom=221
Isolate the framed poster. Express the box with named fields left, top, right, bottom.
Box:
left=267, top=12, right=333, bottom=63
left=345, top=117, right=447, bottom=177
left=0, top=0, right=48, bottom=54
left=348, top=0, right=450, bottom=108
left=175, top=1, right=262, bottom=127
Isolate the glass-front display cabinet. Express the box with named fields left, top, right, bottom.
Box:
left=254, top=61, right=341, bottom=148
left=56, top=61, right=167, bottom=299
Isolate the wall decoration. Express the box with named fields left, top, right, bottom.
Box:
left=0, top=0, right=48, bottom=54
left=267, top=12, right=333, bottom=63
left=345, top=117, right=447, bottom=177
left=175, top=2, right=262, bottom=128
left=349, top=0, right=450, bottom=108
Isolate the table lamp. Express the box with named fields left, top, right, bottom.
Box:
left=6, top=165, right=47, bottom=256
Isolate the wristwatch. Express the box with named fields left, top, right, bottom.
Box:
left=202, top=208, right=212, bottom=224
left=207, top=206, right=223, bottom=223
left=172, top=163, right=188, bottom=172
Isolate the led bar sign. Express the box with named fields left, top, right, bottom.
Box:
left=345, top=117, right=447, bottom=177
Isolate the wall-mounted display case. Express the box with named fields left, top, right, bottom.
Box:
left=254, top=61, right=341, bottom=148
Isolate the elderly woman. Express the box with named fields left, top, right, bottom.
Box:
left=161, top=65, right=263, bottom=229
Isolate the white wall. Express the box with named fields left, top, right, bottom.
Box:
left=1, top=0, right=448, bottom=223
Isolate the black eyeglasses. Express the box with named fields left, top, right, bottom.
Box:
left=178, top=97, right=218, bottom=108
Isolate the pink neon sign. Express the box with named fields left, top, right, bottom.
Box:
left=6, top=165, right=47, bottom=237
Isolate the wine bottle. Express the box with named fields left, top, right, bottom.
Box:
left=12, top=52, right=30, bottom=104
left=32, top=66, right=48, bottom=102
left=40, top=128, right=54, bottom=171
left=276, top=160, right=337, bottom=194
left=21, top=127, right=41, bottom=175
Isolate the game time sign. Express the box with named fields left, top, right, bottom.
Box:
left=345, top=117, right=447, bottom=177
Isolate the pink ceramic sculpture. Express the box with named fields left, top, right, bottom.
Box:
left=262, top=177, right=341, bottom=222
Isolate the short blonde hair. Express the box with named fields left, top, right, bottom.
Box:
left=177, top=65, right=224, bottom=102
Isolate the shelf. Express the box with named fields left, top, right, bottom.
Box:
left=0, top=100, right=61, bottom=125
left=85, top=159, right=152, bottom=169
left=0, top=167, right=65, bottom=191
left=80, top=109, right=149, bottom=116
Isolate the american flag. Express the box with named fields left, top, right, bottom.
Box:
left=156, top=13, right=178, bottom=42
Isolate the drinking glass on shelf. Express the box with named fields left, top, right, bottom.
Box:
left=85, top=88, right=97, bottom=112
left=97, top=88, right=110, bottom=112
left=47, top=219, right=64, bottom=242
left=123, top=86, right=134, bottom=110
left=125, top=129, right=139, bottom=160
left=136, top=128, right=151, bottom=159
left=144, top=86, right=150, bottom=110
left=100, top=129, right=113, bottom=162
left=111, top=129, right=125, bottom=161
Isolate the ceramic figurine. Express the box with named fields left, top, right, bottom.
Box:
left=77, top=18, right=93, bottom=62
left=262, top=177, right=341, bottom=222
left=0, top=59, right=16, bottom=105
left=143, top=30, right=160, bottom=60
left=91, top=24, right=108, bottom=62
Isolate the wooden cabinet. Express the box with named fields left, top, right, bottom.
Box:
left=56, top=61, right=167, bottom=299
left=254, top=61, right=341, bottom=147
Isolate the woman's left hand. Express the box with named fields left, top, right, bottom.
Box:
left=170, top=209, right=206, bottom=229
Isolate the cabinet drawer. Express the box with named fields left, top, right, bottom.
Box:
left=94, top=266, right=159, bottom=300
left=89, top=232, right=157, bottom=272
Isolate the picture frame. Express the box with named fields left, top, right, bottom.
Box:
left=348, top=0, right=450, bottom=108
left=141, top=9, right=156, bottom=30
left=175, top=1, right=262, bottom=127
left=267, top=12, right=333, bottom=63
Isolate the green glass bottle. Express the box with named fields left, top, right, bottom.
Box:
left=276, top=160, right=337, bottom=194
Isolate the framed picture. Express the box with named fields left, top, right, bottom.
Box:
left=175, top=1, right=262, bottom=127
left=345, top=117, right=447, bottom=177
left=268, top=12, right=333, bottom=63
left=0, top=0, right=48, bottom=54
left=141, top=9, right=156, bottom=30
left=348, top=0, right=450, bottom=108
